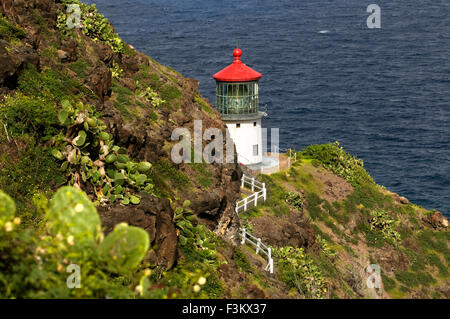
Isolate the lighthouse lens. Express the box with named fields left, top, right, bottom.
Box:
left=216, top=81, right=259, bottom=115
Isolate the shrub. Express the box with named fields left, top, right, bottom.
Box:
left=57, top=1, right=124, bottom=53
left=274, top=246, right=327, bottom=298
left=0, top=186, right=149, bottom=298
left=136, top=81, right=166, bottom=108
left=0, top=93, right=58, bottom=140
left=316, top=234, right=337, bottom=259
left=51, top=100, right=154, bottom=205
left=0, top=16, right=26, bottom=41
left=0, top=138, right=64, bottom=213
left=284, top=191, right=303, bottom=211
left=233, top=247, right=252, bottom=273
left=369, top=209, right=401, bottom=244
left=301, top=141, right=374, bottom=187
left=381, top=272, right=396, bottom=291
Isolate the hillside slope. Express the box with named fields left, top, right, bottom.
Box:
left=0, top=0, right=447, bottom=299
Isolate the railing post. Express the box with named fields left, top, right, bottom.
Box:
left=244, top=197, right=247, bottom=211
left=256, top=237, right=262, bottom=254
left=254, top=193, right=258, bottom=207
left=263, top=184, right=266, bottom=201
left=268, top=247, right=273, bottom=274
left=241, top=174, right=245, bottom=188
left=251, top=177, right=255, bottom=192
left=241, top=228, right=246, bottom=245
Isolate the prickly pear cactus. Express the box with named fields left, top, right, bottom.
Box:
left=0, top=191, right=15, bottom=226
left=47, top=186, right=101, bottom=243
left=98, top=223, right=149, bottom=274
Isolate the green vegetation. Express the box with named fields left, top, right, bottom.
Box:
left=152, top=159, right=190, bottom=192
left=301, top=141, right=374, bottom=187
left=316, top=234, right=337, bottom=259
left=51, top=99, right=154, bottom=205
left=274, top=246, right=327, bottom=298
left=195, top=94, right=214, bottom=115
left=284, top=191, right=303, bottom=211
left=1, top=93, right=59, bottom=141
left=69, top=60, right=92, bottom=77
left=57, top=1, right=124, bottom=53
left=0, top=16, right=26, bottom=41
left=160, top=84, right=182, bottom=102
left=0, top=187, right=149, bottom=298
left=369, top=209, right=401, bottom=244
left=191, top=163, right=213, bottom=189
left=110, top=61, right=123, bottom=79
left=136, top=80, right=166, bottom=108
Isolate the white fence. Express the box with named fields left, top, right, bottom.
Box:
left=235, top=175, right=266, bottom=214
left=235, top=174, right=273, bottom=274
left=287, top=148, right=297, bottom=166
left=240, top=228, right=274, bottom=274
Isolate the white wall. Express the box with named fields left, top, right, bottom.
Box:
left=226, top=119, right=263, bottom=165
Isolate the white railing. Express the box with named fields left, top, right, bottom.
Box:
left=235, top=174, right=266, bottom=214
left=234, top=174, right=273, bottom=274
left=287, top=148, right=297, bottom=167
left=241, top=174, right=265, bottom=191
left=240, top=228, right=274, bottom=274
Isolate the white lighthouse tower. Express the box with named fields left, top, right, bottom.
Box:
left=213, top=45, right=265, bottom=165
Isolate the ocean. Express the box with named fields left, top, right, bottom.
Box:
left=85, top=0, right=450, bottom=217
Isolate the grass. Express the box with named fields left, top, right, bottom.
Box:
left=395, top=270, right=436, bottom=288
left=0, top=16, right=26, bottom=41
left=160, top=84, right=181, bottom=102
left=233, top=247, right=253, bottom=273
left=112, top=81, right=133, bottom=119
left=191, top=163, right=213, bottom=189
left=18, top=64, right=95, bottom=102
left=381, top=272, right=397, bottom=291
left=195, top=94, right=215, bottom=115
left=69, top=60, right=92, bottom=77
left=0, top=140, right=65, bottom=216
left=152, top=159, right=190, bottom=191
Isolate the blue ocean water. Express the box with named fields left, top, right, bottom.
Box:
left=86, top=0, right=450, bottom=216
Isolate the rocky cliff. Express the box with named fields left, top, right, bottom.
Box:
left=0, top=0, right=242, bottom=270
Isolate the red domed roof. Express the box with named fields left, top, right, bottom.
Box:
left=213, top=46, right=262, bottom=82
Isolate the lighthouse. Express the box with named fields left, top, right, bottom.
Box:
left=213, top=45, right=265, bottom=165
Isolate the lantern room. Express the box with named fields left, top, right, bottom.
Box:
left=213, top=46, right=262, bottom=118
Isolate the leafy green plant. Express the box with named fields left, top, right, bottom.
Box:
left=174, top=200, right=218, bottom=265
left=98, top=223, right=150, bottom=274
left=0, top=16, right=26, bottom=41
left=301, top=141, right=374, bottom=186
left=51, top=100, right=154, bottom=205
left=136, top=80, right=166, bottom=108
left=47, top=186, right=101, bottom=245
left=0, top=186, right=150, bottom=298
left=369, top=209, right=401, bottom=244
left=57, top=1, right=124, bottom=53
left=316, top=234, right=337, bottom=259
left=284, top=191, right=303, bottom=211
left=273, top=246, right=327, bottom=298
left=110, top=61, right=123, bottom=79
